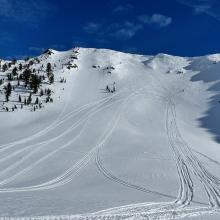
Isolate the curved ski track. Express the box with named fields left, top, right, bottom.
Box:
left=1, top=87, right=220, bottom=219
left=0, top=87, right=147, bottom=192
left=91, top=92, right=220, bottom=219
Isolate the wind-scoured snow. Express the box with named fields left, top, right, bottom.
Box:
left=0, top=48, right=220, bottom=219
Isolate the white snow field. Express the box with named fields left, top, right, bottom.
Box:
left=0, top=48, right=220, bottom=219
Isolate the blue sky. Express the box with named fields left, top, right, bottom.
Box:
left=0, top=0, right=220, bottom=59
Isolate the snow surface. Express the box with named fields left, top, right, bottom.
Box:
left=0, top=48, right=220, bottom=219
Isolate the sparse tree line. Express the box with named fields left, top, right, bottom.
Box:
left=0, top=58, right=57, bottom=112
left=0, top=49, right=80, bottom=112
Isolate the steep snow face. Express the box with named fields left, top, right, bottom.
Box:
left=0, top=48, right=220, bottom=219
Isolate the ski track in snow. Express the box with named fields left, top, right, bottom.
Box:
left=0, top=207, right=219, bottom=220
left=92, top=92, right=220, bottom=219
left=95, top=148, right=177, bottom=200
left=0, top=89, right=126, bottom=154
left=0, top=93, right=126, bottom=185
left=0, top=98, right=123, bottom=190
left=167, top=98, right=220, bottom=208
left=0, top=87, right=146, bottom=192
left=1, top=88, right=220, bottom=219
left=0, top=90, right=126, bottom=167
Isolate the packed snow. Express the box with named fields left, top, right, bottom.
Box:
left=0, top=48, right=220, bottom=219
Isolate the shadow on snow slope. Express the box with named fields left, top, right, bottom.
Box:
left=189, top=56, right=220, bottom=144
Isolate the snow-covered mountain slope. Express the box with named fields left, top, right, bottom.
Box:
left=0, top=48, right=220, bottom=219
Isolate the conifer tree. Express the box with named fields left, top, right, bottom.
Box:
left=2, top=63, right=8, bottom=72
left=35, top=97, right=39, bottom=105
left=27, top=93, right=32, bottom=104
left=23, top=69, right=31, bottom=87
left=48, top=73, right=54, bottom=84
left=29, top=74, right=40, bottom=93
left=46, top=88, right=51, bottom=96
left=19, top=63, right=22, bottom=71
left=40, top=89, right=44, bottom=97
left=12, top=67, right=18, bottom=76
left=4, top=82, right=12, bottom=102
left=46, top=63, right=52, bottom=75
left=46, top=63, right=54, bottom=84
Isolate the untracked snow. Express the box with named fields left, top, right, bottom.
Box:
left=0, top=48, right=220, bottom=219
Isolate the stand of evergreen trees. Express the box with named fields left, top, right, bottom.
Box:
left=0, top=58, right=57, bottom=112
